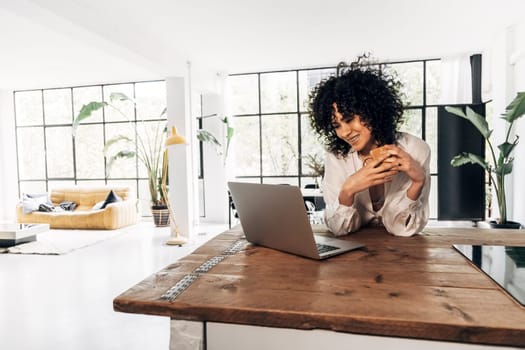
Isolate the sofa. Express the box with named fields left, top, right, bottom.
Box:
left=16, top=186, right=138, bottom=230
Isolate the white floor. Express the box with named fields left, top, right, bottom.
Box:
left=0, top=221, right=228, bottom=350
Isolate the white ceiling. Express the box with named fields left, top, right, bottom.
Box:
left=1, top=0, right=524, bottom=90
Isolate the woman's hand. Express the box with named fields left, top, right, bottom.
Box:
left=382, top=145, right=426, bottom=200
left=338, top=154, right=398, bottom=206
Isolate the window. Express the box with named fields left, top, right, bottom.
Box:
left=228, top=59, right=441, bottom=219
left=14, top=80, right=166, bottom=216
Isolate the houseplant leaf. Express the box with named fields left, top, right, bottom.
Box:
left=72, top=101, right=107, bottom=136
left=110, top=92, right=134, bottom=103
left=223, top=117, right=234, bottom=161
left=500, top=159, right=513, bottom=175
left=106, top=150, right=136, bottom=177
left=103, top=135, right=134, bottom=155
left=444, top=106, right=492, bottom=139
left=502, top=91, right=525, bottom=123
left=450, top=152, right=489, bottom=171
left=197, top=129, right=222, bottom=147
left=498, top=137, right=519, bottom=159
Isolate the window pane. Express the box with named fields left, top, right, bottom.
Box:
left=43, top=89, right=72, bottom=125
left=260, top=71, right=297, bottom=113
left=233, top=116, right=260, bottom=176
left=138, top=179, right=151, bottom=215
left=301, top=176, right=320, bottom=188
left=107, top=179, right=137, bottom=196
left=75, top=124, right=105, bottom=179
left=261, top=114, right=298, bottom=175
left=76, top=180, right=107, bottom=186
left=17, top=127, right=45, bottom=179
left=73, top=86, right=103, bottom=124
left=262, top=177, right=298, bottom=186
left=104, top=122, right=137, bottom=178
left=135, top=81, right=166, bottom=120
left=298, top=68, right=336, bottom=112
left=426, top=60, right=441, bottom=105
left=15, top=91, right=43, bottom=126
left=426, top=107, right=438, bottom=173
left=300, top=114, right=325, bottom=176
left=228, top=75, right=259, bottom=115
left=390, top=62, right=423, bottom=106
left=399, top=108, right=422, bottom=138
left=136, top=120, right=167, bottom=178
left=19, top=181, right=46, bottom=195
left=103, top=84, right=134, bottom=122
left=48, top=180, right=75, bottom=189
left=46, top=126, right=74, bottom=178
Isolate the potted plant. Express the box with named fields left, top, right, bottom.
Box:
left=73, top=92, right=170, bottom=226
left=303, top=153, right=325, bottom=189
left=445, top=91, right=525, bottom=228
left=196, top=114, right=234, bottom=163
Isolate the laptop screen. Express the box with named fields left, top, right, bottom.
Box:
left=453, top=244, right=525, bottom=306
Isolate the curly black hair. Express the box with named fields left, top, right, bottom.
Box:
left=307, top=56, right=404, bottom=157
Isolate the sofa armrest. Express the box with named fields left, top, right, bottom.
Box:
left=102, top=199, right=138, bottom=229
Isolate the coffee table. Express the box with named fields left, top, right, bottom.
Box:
left=0, top=223, right=50, bottom=247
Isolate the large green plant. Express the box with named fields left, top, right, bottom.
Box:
left=445, top=92, right=525, bottom=224
left=196, top=114, right=234, bottom=163
left=73, top=92, right=168, bottom=207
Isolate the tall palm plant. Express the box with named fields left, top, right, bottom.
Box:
left=73, top=92, right=168, bottom=207
left=445, top=91, right=525, bottom=226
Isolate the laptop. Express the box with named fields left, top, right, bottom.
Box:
left=228, top=182, right=364, bottom=260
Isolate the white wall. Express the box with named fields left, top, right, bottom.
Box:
left=509, top=22, right=525, bottom=224
left=166, top=76, right=195, bottom=240
left=0, top=89, right=18, bottom=221
left=489, top=22, right=525, bottom=224
left=200, top=93, right=228, bottom=224
left=191, top=68, right=230, bottom=225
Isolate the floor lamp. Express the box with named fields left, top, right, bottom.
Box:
left=162, top=126, right=188, bottom=246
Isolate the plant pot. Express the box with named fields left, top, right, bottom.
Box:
left=487, top=220, right=522, bottom=229
left=151, top=206, right=170, bottom=227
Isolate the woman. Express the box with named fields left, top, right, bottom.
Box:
left=308, top=58, right=430, bottom=237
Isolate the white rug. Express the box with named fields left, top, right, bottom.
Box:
left=0, top=226, right=133, bottom=255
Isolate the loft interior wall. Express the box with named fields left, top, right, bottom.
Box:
left=0, top=90, right=18, bottom=221
left=509, top=22, right=525, bottom=224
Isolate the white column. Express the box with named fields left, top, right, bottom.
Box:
left=510, top=23, right=525, bottom=224
left=0, top=89, right=18, bottom=222
left=490, top=26, right=514, bottom=222
left=201, top=93, right=228, bottom=224
left=166, top=77, right=194, bottom=241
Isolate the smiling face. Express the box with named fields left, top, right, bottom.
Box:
left=331, top=103, right=375, bottom=154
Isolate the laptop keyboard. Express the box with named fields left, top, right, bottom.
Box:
left=316, top=243, right=339, bottom=254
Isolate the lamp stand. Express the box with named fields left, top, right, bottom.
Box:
left=163, top=126, right=189, bottom=246
left=161, top=183, right=187, bottom=246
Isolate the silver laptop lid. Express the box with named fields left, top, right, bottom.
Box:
left=228, top=182, right=364, bottom=259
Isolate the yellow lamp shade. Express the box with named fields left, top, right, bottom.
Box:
left=165, top=126, right=186, bottom=146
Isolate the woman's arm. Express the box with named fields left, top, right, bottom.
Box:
left=323, top=151, right=399, bottom=236
left=322, top=152, right=362, bottom=236
left=381, top=137, right=431, bottom=236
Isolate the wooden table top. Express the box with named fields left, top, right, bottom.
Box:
left=114, top=225, right=525, bottom=347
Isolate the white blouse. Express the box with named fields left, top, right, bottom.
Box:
left=322, top=132, right=431, bottom=237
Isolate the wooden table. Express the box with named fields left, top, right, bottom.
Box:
left=114, top=226, right=525, bottom=349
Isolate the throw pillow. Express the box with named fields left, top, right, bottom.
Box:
left=58, top=201, right=77, bottom=211
left=22, top=193, right=51, bottom=214
left=92, top=190, right=122, bottom=210
left=92, top=201, right=105, bottom=211
left=38, top=203, right=55, bottom=212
